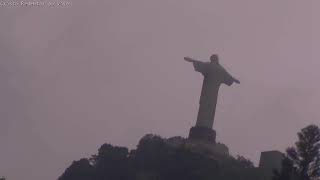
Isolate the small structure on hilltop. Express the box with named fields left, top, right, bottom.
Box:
left=259, top=151, right=285, bottom=179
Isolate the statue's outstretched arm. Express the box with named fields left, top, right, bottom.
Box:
left=184, top=57, right=199, bottom=63
left=219, top=65, right=240, bottom=85
left=227, top=70, right=240, bottom=84
left=184, top=57, right=206, bottom=73
left=233, top=78, right=240, bottom=84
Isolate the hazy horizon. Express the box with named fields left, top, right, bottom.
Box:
left=0, top=0, right=319, bottom=179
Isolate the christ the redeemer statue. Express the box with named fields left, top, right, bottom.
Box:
left=184, top=54, right=239, bottom=142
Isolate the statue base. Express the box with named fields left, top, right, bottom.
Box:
left=188, top=126, right=216, bottom=143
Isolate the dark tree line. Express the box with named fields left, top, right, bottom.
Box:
left=273, top=124, right=320, bottom=180
left=59, top=134, right=259, bottom=180
left=59, top=124, right=320, bottom=180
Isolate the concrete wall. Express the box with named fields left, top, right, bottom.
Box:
left=259, top=151, right=285, bottom=180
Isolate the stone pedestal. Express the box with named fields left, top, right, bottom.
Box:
left=188, top=126, right=216, bottom=143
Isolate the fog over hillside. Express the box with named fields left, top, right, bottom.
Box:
left=0, top=1, right=319, bottom=179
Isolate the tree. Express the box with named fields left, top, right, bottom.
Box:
left=58, top=158, right=94, bottom=180
left=236, top=155, right=254, bottom=168
left=91, top=143, right=130, bottom=180
left=59, top=134, right=266, bottom=180
left=273, top=157, right=296, bottom=180
left=275, top=124, right=320, bottom=180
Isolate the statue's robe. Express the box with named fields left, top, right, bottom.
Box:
left=192, top=61, right=236, bottom=128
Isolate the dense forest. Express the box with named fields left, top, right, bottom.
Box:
left=58, top=125, right=320, bottom=180
left=58, top=134, right=263, bottom=180
left=1, top=125, right=319, bottom=180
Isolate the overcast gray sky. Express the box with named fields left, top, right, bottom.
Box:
left=0, top=0, right=319, bottom=179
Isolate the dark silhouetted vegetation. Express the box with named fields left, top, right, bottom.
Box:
left=273, top=124, right=320, bottom=180
left=59, top=134, right=262, bottom=180
left=273, top=157, right=296, bottom=180
left=236, top=155, right=255, bottom=168
left=59, top=125, right=320, bottom=180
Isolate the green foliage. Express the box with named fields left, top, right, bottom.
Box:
left=273, top=124, right=320, bottom=180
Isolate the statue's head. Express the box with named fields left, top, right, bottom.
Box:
left=210, top=54, right=219, bottom=63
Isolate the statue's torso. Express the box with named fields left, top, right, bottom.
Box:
left=199, top=64, right=225, bottom=105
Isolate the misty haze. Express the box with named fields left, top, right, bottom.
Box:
left=0, top=1, right=319, bottom=180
